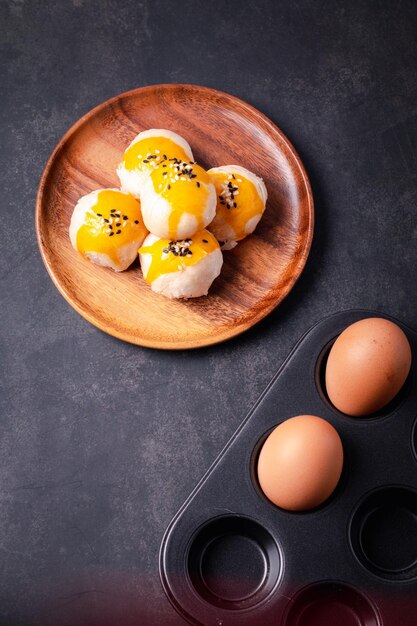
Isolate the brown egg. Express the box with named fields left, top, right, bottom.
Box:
left=257, top=415, right=343, bottom=511
left=325, top=318, right=412, bottom=417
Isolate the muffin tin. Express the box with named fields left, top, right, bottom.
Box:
left=160, top=310, right=417, bottom=625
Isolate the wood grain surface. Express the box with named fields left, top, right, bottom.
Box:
left=36, top=84, right=314, bottom=349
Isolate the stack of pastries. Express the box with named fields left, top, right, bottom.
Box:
left=69, top=129, right=267, bottom=299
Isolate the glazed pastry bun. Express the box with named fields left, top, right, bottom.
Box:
left=208, top=165, right=267, bottom=249
left=69, top=189, right=148, bottom=272
left=139, top=230, right=223, bottom=299
left=117, top=129, right=194, bottom=198
left=140, top=158, right=216, bottom=240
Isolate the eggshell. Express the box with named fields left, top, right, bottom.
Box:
left=325, top=318, right=412, bottom=417
left=257, top=415, right=343, bottom=511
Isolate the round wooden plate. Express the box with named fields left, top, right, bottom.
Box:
left=36, top=84, right=314, bottom=349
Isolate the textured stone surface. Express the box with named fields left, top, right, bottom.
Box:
left=1, top=0, right=417, bottom=624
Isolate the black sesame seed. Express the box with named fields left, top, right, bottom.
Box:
left=143, top=159, right=149, bottom=163
left=232, top=174, right=236, bottom=179
left=109, top=232, right=114, bottom=237
left=167, top=184, right=171, bottom=190
left=116, top=222, right=121, bottom=227
left=96, top=213, right=102, bottom=217
left=134, top=220, right=139, bottom=224
left=123, top=215, right=128, bottom=220
left=233, top=202, right=237, bottom=207
left=202, top=239, right=208, bottom=243
left=116, top=230, right=121, bottom=234
left=196, top=181, right=200, bottom=188
left=163, top=154, right=167, bottom=160
left=110, top=208, right=116, bottom=212
left=104, top=218, right=109, bottom=223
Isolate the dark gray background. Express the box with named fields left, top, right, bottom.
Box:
left=1, top=1, right=417, bottom=624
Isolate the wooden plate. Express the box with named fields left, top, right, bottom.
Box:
left=36, top=84, right=314, bottom=349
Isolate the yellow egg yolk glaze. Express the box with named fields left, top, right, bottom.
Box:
left=76, top=190, right=147, bottom=264
left=139, top=230, right=219, bottom=284
left=150, top=158, right=211, bottom=239
left=122, top=136, right=190, bottom=172
left=210, top=172, right=264, bottom=240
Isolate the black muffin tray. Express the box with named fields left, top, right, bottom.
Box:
left=160, top=310, right=417, bottom=626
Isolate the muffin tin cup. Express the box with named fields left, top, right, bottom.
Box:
left=282, top=581, right=381, bottom=626
left=160, top=310, right=417, bottom=625
left=349, top=485, right=417, bottom=581
left=187, top=515, right=282, bottom=610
